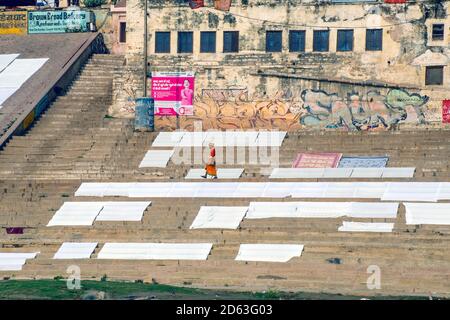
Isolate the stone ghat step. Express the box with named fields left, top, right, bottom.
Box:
left=59, top=90, right=112, bottom=96
left=3, top=246, right=449, bottom=270
left=2, top=140, right=114, bottom=149
left=75, top=75, right=114, bottom=81
left=78, top=67, right=117, bottom=73
left=88, top=58, right=125, bottom=65
left=70, top=80, right=112, bottom=86
left=3, top=246, right=450, bottom=281
left=77, top=69, right=116, bottom=75
left=71, top=77, right=112, bottom=84
left=54, top=95, right=112, bottom=101
left=2, top=231, right=449, bottom=251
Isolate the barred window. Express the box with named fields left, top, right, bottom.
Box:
left=200, top=31, right=216, bottom=53
left=432, top=24, right=444, bottom=41
left=223, top=31, right=239, bottom=53
left=289, top=30, right=305, bottom=52
left=313, top=30, right=329, bottom=52
left=178, top=31, right=193, bottom=53
left=155, top=32, right=170, bottom=53
left=337, top=29, right=353, bottom=52
left=266, top=31, right=282, bottom=52
left=425, top=66, right=444, bottom=85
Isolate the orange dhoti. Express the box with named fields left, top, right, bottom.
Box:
left=205, top=164, right=217, bottom=176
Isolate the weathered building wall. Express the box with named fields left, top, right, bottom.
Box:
left=113, top=0, right=450, bottom=131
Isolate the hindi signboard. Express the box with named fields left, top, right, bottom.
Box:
left=28, top=10, right=91, bottom=34
left=0, top=11, right=27, bottom=35
left=151, top=72, right=195, bottom=116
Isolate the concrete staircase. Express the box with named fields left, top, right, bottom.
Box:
left=0, top=54, right=130, bottom=180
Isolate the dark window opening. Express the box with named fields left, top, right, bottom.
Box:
left=337, top=29, right=353, bottom=52
left=289, top=30, right=305, bottom=52
left=366, top=29, right=383, bottom=51
left=178, top=31, right=193, bottom=53
left=155, top=32, right=170, bottom=53
left=119, top=22, right=126, bottom=43
left=223, top=31, right=239, bottom=53
left=432, top=24, right=444, bottom=41
left=313, top=30, right=329, bottom=52
left=200, top=31, right=216, bottom=53
left=425, top=66, right=444, bottom=85
left=266, top=31, right=282, bottom=52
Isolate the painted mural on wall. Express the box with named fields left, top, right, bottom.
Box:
left=155, top=87, right=433, bottom=131
left=299, top=89, right=430, bottom=130
left=155, top=89, right=302, bottom=131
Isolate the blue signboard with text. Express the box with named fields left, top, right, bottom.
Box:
left=28, top=10, right=91, bottom=34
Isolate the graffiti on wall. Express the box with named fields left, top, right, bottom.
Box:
left=155, top=87, right=432, bottom=131
left=156, top=89, right=302, bottom=131
left=201, top=88, right=249, bottom=104
left=300, top=89, right=430, bottom=130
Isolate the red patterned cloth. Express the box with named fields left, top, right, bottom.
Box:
left=292, top=152, right=342, bottom=168
left=5, top=227, right=24, bottom=234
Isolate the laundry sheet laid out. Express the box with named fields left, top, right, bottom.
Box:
left=246, top=201, right=399, bottom=219
left=404, top=203, right=450, bottom=225
left=381, top=182, right=440, bottom=202
left=47, top=201, right=151, bottom=226
left=338, top=222, right=394, bottom=233
left=0, top=58, right=49, bottom=87
left=246, top=202, right=299, bottom=219
left=338, top=156, right=389, bottom=168
left=151, top=132, right=186, bottom=147
left=150, top=131, right=287, bottom=148
left=0, top=58, right=48, bottom=105
left=97, top=243, right=213, bottom=260
left=185, top=168, right=244, bottom=179
left=292, top=152, right=342, bottom=168
left=0, top=87, right=18, bottom=108
left=95, top=201, right=151, bottom=221
left=190, top=206, right=248, bottom=229
left=269, top=167, right=415, bottom=179
left=0, top=54, right=20, bottom=73
left=0, top=252, right=39, bottom=271
left=235, top=244, right=304, bottom=262
left=53, top=243, right=98, bottom=259
left=74, top=182, right=450, bottom=202
left=138, top=150, right=174, bottom=168
left=47, top=202, right=104, bottom=226
left=254, top=131, right=287, bottom=147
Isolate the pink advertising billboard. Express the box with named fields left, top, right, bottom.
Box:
left=151, top=72, right=195, bottom=116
